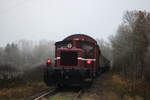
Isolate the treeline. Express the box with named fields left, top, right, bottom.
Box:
left=0, top=40, right=55, bottom=87
left=111, top=10, right=150, bottom=81
left=0, top=40, right=55, bottom=69
left=97, top=39, right=112, bottom=61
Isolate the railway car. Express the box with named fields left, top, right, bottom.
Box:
left=44, top=34, right=110, bottom=87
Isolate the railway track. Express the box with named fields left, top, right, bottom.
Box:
left=73, top=89, right=84, bottom=100
left=29, top=87, right=84, bottom=100
left=27, top=87, right=57, bottom=100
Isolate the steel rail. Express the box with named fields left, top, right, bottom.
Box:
left=33, top=88, right=56, bottom=100
left=73, top=89, right=83, bottom=100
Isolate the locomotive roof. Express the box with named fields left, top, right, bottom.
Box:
left=63, top=34, right=97, bottom=44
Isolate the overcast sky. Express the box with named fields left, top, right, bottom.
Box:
left=0, top=0, right=150, bottom=46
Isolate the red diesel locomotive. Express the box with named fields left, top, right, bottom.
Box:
left=44, top=34, right=110, bottom=87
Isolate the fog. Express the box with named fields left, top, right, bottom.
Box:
left=1, top=1, right=150, bottom=99
left=0, top=0, right=150, bottom=47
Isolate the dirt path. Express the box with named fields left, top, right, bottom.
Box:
left=81, top=73, right=119, bottom=100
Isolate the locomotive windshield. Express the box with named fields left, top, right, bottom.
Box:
left=77, top=41, right=94, bottom=55
left=60, top=51, right=78, bottom=66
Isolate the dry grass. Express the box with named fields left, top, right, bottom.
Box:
left=0, top=82, right=48, bottom=100
left=122, top=95, right=143, bottom=100
left=50, top=92, right=75, bottom=100
left=111, top=74, right=132, bottom=93
left=111, top=74, right=150, bottom=100
left=82, top=72, right=149, bottom=100
left=1, top=73, right=149, bottom=100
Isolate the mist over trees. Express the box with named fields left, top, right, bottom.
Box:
left=111, top=10, right=150, bottom=81
left=0, top=40, right=55, bottom=86
left=0, top=40, right=55, bottom=69
left=97, top=39, right=112, bottom=61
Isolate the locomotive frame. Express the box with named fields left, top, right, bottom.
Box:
left=44, top=34, right=110, bottom=87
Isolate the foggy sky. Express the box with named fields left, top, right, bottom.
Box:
left=0, top=0, right=150, bottom=47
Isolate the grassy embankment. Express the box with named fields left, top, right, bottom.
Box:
left=1, top=72, right=150, bottom=100
left=82, top=72, right=150, bottom=100
left=0, top=82, right=48, bottom=100
left=0, top=65, right=48, bottom=100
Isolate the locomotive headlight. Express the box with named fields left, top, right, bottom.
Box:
left=67, top=43, right=72, bottom=48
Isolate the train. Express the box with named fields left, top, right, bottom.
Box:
left=44, top=34, right=110, bottom=87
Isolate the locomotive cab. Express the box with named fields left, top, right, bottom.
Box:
left=44, top=40, right=94, bottom=86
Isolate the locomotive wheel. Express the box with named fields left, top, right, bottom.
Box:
left=57, top=83, right=64, bottom=88
left=96, top=70, right=101, bottom=76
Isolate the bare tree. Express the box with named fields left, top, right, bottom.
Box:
left=97, top=38, right=112, bottom=61
left=111, top=10, right=150, bottom=81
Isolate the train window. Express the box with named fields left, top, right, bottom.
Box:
left=56, top=41, right=72, bottom=48
left=77, top=41, right=94, bottom=55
